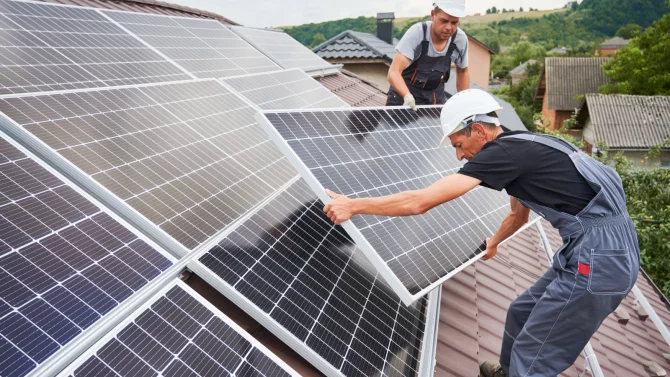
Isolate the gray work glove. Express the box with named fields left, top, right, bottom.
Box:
left=403, top=93, right=417, bottom=111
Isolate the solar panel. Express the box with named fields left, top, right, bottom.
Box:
left=257, top=107, right=522, bottom=304
left=0, top=0, right=192, bottom=95
left=0, top=131, right=175, bottom=377
left=221, top=69, right=349, bottom=110
left=230, top=26, right=333, bottom=71
left=190, top=178, right=437, bottom=377
left=58, top=280, right=301, bottom=377
left=0, top=79, right=297, bottom=253
left=102, top=11, right=281, bottom=78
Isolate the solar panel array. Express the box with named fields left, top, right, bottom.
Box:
left=60, top=281, right=300, bottom=377
left=0, top=79, right=297, bottom=250
left=231, top=26, right=333, bottom=71
left=259, top=107, right=514, bottom=303
left=0, top=133, right=174, bottom=377
left=222, top=69, right=349, bottom=110
left=0, top=0, right=192, bottom=95
left=102, top=11, right=281, bottom=78
left=194, top=178, right=428, bottom=377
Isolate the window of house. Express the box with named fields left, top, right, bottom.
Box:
left=661, top=159, right=670, bottom=168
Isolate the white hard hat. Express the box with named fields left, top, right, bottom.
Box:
left=439, top=89, right=503, bottom=147
left=433, top=0, right=466, bottom=17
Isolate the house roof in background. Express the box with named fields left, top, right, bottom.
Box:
left=437, top=220, right=670, bottom=377
left=510, top=59, right=537, bottom=75
left=548, top=46, right=569, bottom=54
left=543, top=57, right=610, bottom=111
left=312, top=30, right=398, bottom=62
left=583, top=94, right=670, bottom=149
left=315, top=69, right=388, bottom=107
left=598, top=36, right=630, bottom=50
left=35, top=0, right=239, bottom=24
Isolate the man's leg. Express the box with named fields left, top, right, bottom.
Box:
left=498, top=267, right=558, bottom=374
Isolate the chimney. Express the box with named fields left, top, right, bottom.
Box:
left=377, top=12, right=395, bottom=45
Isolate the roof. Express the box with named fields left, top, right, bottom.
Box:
left=582, top=94, right=670, bottom=149
left=598, top=37, right=630, bottom=50
left=468, top=34, right=496, bottom=55
left=510, top=59, right=537, bottom=75
left=377, top=12, right=395, bottom=20
left=35, top=0, right=239, bottom=24
left=542, top=57, right=610, bottom=111
left=444, top=68, right=528, bottom=132
left=312, top=30, right=398, bottom=62
left=436, top=220, right=670, bottom=377
left=548, top=47, right=569, bottom=54
left=315, top=69, right=388, bottom=107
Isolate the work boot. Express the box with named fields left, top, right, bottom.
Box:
left=480, top=361, right=506, bottom=377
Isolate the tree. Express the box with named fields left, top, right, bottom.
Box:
left=571, top=1, right=579, bottom=11
left=486, top=8, right=491, bottom=14
left=309, top=33, right=326, bottom=48
left=520, top=7, right=524, bottom=12
left=579, top=0, right=669, bottom=36
left=616, top=23, right=643, bottom=39
left=601, top=14, right=670, bottom=95
left=491, top=6, right=498, bottom=13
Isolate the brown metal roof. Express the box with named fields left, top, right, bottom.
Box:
left=34, top=0, right=239, bottom=25
left=543, top=57, right=610, bottom=111
left=437, top=220, right=670, bottom=377
left=315, top=69, right=388, bottom=107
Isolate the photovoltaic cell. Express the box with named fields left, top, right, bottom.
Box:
left=230, top=26, right=333, bottom=70
left=258, top=107, right=516, bottom=304
left=193, top=178, right=428, bottom=377
left=0, top=79, right=297, bottom=251
left=221, top=69, right=348, bottom=110
left=0, top=0, right=191, bottom=95
left=102, top=11, right=281, bottom=78
left=60, top=281, right=300, bottom=377
left=0, top=133, right=174, bottom=377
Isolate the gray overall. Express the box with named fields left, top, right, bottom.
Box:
left=498, top=134, right=640, bottom=377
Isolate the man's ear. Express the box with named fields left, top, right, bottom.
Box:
left=471, top=123, right=485, bottom=136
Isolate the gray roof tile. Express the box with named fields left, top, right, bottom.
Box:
left=546, top=57, right=610, bottom=111
left=313, top=30, right=397, bottom=62
left=585, top=94, right=670, bottom=149
left=598, top=37, right=630, bottom=50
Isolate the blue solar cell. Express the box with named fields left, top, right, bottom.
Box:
left=0, top=335, right=36, bottom=377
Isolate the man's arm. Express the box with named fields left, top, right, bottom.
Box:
left=483, top=197, right=531, bottom=260
left=456, top=66, right=470, bottom=92
left=388, top=53, right=412, bottom=98
left=324, top=173, right=481, bottom=224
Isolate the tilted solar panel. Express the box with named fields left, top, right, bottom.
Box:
left=58, top=280, right=301, bottom=377
left=0, top=0, right=191, bottom=95
left=221, top=69, right=349, bottom=110
left=190, top=178, right=439, bottom=377
left=257, top=107, right=530, bottom=304
left=0, top=131, right=174, bottom=377
left=102, top=11, right=281, bottom=78
left=0, top=79, right=297, bottom=254
left=230, top=26, right=333, bottom=71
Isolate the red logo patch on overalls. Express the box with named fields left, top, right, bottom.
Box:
left=578, top=263, right=591, bottom=275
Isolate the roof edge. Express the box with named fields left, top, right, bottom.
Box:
left=313, top=30, right=390, bottom=61
left=105, top=0, right=240, bottom=25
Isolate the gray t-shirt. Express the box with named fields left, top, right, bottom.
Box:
left=395, top=22, right=469, bottom=69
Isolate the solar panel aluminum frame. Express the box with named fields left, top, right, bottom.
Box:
left=55, top=279, right=303, bottom=377
left=228, top=26, right=339, bottom=75
left=0, top=130, right=184, bottom=377
left=255, top=106, right=543, bottom=305
left=187, top=176, right=441, bottom=377
left=0, top=78, right=279, bottom=259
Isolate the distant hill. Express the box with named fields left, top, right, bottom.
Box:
left=282, top=0, right=668, bottom=50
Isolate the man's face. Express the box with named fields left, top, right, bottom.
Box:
left=431, top=9, right=459, bottom=42
left=449, top=126, right=487, bottom=161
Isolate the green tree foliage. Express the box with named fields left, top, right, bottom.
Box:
left=616, top=23, right=643, bottom=38
left=520, top=7, right=524, bottom=12
left=579, top=0, right=669, bottom=36
left=491, top=6, right=498, bottom=13
left=309, top=33, right=326, bottom=48
left=490, top=41, right=545, bottom=78
left=601, top=14, right=670, bottom=95
left=493, top=61, right=543, bottom=130
left=283, top=16, right=378, bottom=46
left=572, top=1, right=579, bottom=11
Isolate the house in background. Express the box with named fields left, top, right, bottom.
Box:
left=547, top=46, right=569, bottom=55
left=576, top=94, right=670, bottom=168
left=597, top=36, right=630, bottom=56
left=535, top=57, right=610, bottom=130
left=510, top=59, right=537, bottom=85
left=313, top=12, right=495, bottom=91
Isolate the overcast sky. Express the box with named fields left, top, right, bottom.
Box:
left=168, top=0, right=573, bottom=28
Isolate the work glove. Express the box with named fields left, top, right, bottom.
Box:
left=403, top=93, right=417, bottom=111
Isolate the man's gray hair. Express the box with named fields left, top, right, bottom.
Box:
left=452, top=112, right=502, bottom=137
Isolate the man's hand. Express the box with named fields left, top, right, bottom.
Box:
left=403, top=94, right=417, bottom=111
left=482, top=237, right=498, bottom=261
left=324, top=189, right=355, bottom=225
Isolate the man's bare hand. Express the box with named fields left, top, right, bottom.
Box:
left=323, top=189, right=355, bottom=225
left=482, top=237, right=498, bottom=261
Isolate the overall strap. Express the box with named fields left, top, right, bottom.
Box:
left=419, top=22, right=430, bottom=59
left=499, top=134, right=580, bottom=156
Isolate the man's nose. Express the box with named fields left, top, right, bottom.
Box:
left=456, top=151, right=464, bottom=161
